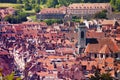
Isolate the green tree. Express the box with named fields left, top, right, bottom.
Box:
left=17, top=0, right=22, bottom=3
left=101, top=73, right=113, bottom=80
left=36, top=0, right=40, bottom=4
left=110, top=0, right=116, bottom=6
left=35, top=5, right=40, bottom=13
left=24, top=3, right=32, bottom=10
left=115, top=0, right=120, bottom=11
left=47, top=0, right=59, bottom=8
left=94, top=10, right=107, bottom=19
left=3, top=72, right=22, bottom=80
left=58, top=0, right=69, bottom=6
left=4, top=72, right=14, bottom=80
left=43, top=19, right=63, bottom=25
left=110, top=0, right=116, bottom=11
left=90, top=67, right=113, bottom=80
left=4, top=11, right=27, bottom=24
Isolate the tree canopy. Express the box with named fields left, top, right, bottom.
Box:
left=89, top=67, right=113, bottom=80
left=4, top=11, right=27, bottom=24
left=94, top=10, right=107, bottom=19
left=0, top=0, right=120, bottom=12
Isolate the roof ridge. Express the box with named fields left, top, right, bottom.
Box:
left=99, top=44, right=111, bottom=54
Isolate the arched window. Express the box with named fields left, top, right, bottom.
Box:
left=81, top=31, right=84, bottom=38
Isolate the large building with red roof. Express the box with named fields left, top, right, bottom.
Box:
left=67, top=3, right=112, bottom=18
left=37, top=3, right=112, bottom=20
left=36, top=6, right=67, bottom=20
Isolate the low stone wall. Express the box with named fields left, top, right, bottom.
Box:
left=107, top=13, right=120, bottom=20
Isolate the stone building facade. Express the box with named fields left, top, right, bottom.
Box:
left=37, top=3, right=112, bottom=20
left=67, top=3, right=112, bottom=18
left=36, top=6, right=66, bottom=20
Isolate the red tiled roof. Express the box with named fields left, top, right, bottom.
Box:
left=86, top=30, right=105, bottom=38
left=101, top=20, right=116, bottom=26
left=99, top=44, right=111, bottom=54
left=85, top=38, right=119, bottom=54
left=0, top=49, right=9, bottom=55
left=68, top=3, right=110, bottom=9
left=56, top=48, right=74, bottom=54
left=40, top=6, right=66, bottom=14
left=0, top=7, right=15, bottom=18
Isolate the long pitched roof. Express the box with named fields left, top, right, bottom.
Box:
left=68, top=3, right=110, bottom=9
left=85, top=38, right=119, bottom=54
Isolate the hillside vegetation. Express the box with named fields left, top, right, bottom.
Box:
left=0, top=3, right=23, bottom=8
left=0, top=0, right=120, bottom=12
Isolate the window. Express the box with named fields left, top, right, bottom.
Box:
left=106, top=54, right=109, bottom=58
left=82, top=66, right=86, bottom=70
left=95, top=54, right=97, bottom=58
left=115, top=53, right=118, bottom=58
left=101, top=54, right=103, bottom=58
left=81, top=31, right=84, bottom=38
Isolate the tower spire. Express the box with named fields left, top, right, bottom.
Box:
left=77, top=20, right=86, bottom=54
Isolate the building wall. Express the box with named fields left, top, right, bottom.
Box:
left=67, top=3, right=112, bottom=18
left=37, top=3, right=112, bottom=20
left=37, top=13, right=65, bottom=20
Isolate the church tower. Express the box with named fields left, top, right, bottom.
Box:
left=77, top=22, right=87, bottom=54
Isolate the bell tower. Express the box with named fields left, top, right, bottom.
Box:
left=77, top=22, right=86, bottom=54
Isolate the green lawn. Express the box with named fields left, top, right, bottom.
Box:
left=0, top=3, right=23, bottom=8
left=28, top=15, right=37, bottom=21
left=23, top=9, right=35, bottom=14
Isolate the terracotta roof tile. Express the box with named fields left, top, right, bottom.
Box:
left=85, top=38, right=119, bottom=53
left=68, top=3, right=110, bottom=10
left=40, top=6, right=66, bottom=14
left=101, top=20, right=116, bottom=26
left=0, top=49, right=9, bottom=55
left=99, top=44, right=111, bottom=54
left=86, top=31, right=105, bottom=38
left=56, top=48, right=74, bottom=54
